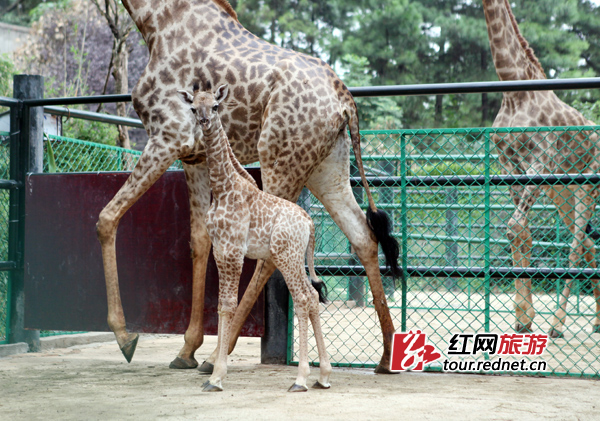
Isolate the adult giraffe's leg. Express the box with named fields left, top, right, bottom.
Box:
left=506, top=184, right=541, bottom=333
left=550, top=184, right=599, bottom=338
left=96, top=139, right=178, bottom=362
left=306, top=132, right=396, bottom=373
left=170, top=163, right=212, bottom=369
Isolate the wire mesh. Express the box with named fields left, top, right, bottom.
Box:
left=0, top=132, right=9, bottom=343
left=290, top=126, right=600, bottom=378
left=43, top=134, right=183, bottom=173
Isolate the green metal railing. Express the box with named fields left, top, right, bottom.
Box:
left=289, top=125, right=600, bottom=378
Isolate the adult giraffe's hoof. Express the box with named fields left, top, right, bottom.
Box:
left=202, top=380, right=223, bottom=392
left=593, top=325, right=600, bottom=334
left=169, top=356, right=198, bottom=369
left=515, top=323, right=532, bottom=334
left=288, top=383, right=308, bottom=392
left=198, top=361, right=214, bottom=374
left=120, top=333, right=139, bottom=363
left=312, top=381, right=331, bottom=389
left=549, top=328, right=563, bottom=339
left=374, top=363, right=398, bottom=374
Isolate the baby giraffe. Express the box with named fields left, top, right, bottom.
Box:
left=177, top=83, right=332, bottom=392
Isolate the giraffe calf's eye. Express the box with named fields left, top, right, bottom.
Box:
left=191, top=108, right=197, bottom=114
left=212, top=105, right=219, bottom=112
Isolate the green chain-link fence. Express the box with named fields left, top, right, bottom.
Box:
left=3, top=126, right=600, bottom=377
left=42, top=134, right=184, bottom=173
left=0, top=132, right=9, bottom=344
left=290, top=126, right=600, bottom=378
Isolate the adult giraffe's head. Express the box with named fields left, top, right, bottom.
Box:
left=177, top=83, right=229, bottom=131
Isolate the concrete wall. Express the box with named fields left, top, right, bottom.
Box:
left=0, top=21, right=30, bottom=55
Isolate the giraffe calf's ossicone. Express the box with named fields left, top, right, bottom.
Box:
left=178, top=83, right=332, bottom=392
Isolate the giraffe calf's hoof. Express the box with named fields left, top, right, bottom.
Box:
left=515, top=323, right=532, bottom=334
left=312, top=381, right=331, bottom=389
left=198, top=361, right=214, bottom=374
left=202, top=380, right=223, bottom=392
left=549, top=328, right=564, bottom=339
left=288, top=383, right=308, bottom=392
left=120, top=334, right=139, bottom=363
left=169, top=357, right=198, bottom=370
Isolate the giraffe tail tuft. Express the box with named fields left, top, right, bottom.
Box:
left=311, top=279, right=329, bottom=304
left=346, top=102, right=401, bottom=280
left=366, top=207, right=401, bottom=279
left=307, top=221, right=328, bottom=304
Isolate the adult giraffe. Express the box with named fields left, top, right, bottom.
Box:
left=483, top=0, right=600, bottom=338
left=97, top=0, right=400, bottom=372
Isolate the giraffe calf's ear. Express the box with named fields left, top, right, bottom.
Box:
left=177, top=90, right=194, bottom=105
left=215, top=84, right=229, bottom=104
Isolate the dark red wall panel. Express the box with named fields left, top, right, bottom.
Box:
left=23, top=169, right=264, bottom=336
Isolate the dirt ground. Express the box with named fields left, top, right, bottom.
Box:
left=0, top=334, right=598, bottom=420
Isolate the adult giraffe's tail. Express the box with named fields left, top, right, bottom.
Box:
left=306, top=222, right=328, bottom=303
left=346, top=104, right=401, bottom=279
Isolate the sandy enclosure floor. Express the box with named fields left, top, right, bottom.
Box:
left=0, top=334, right=599, bottom=420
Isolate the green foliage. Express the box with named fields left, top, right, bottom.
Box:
left=570, top=98, right=600, bottom=122
left=62, top=118, right=118, bottom=146
left=28, top=0, right=73, bottom=22
left=0, top=54, right=16, bottom=114
left=0, top=0, right=47, bottom=25
left=340, top=54, right=403, bottom=130
left=0, top=54, right=15, bottom=98
left=44, top=73, right=119, bottom=146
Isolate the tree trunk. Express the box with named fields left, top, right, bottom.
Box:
left=112, top=39, right=131, bottom=150
left=481, top=92, right=489, bottom=126
left=434, top=95, right=443, bottom=127
left=481, top=50, right=489, bottom=125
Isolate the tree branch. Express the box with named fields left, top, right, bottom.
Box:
left=0, top=0, right=24, bottom=16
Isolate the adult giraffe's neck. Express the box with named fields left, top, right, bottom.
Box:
left=121, top=0, right=153, bottom=36
left=121, top=0, right=239, bottom=54
left=482, top=0, right=546, bottom=81
left=203, top=119, right=239, bottom=198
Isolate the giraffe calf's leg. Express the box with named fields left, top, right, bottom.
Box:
left=203, top=250, right=244, bottom=392
left=203, top=297, right=237, bottom=392
left=272, top=234, right=331, bottom=393
left=308, top=288, right=332, bottom=389
left=288, top=296, right=311, bottom=392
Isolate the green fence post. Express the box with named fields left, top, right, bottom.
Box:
left=8, top=75, right=43, bottom=352
left=484, top=130, right=491, bottom=333
left=400, top=133, right=408, bottom=332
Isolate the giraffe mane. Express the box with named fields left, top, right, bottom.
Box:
left=211, top=0, right=238, bottom=22
left=503, top=0, right=546, bottom=78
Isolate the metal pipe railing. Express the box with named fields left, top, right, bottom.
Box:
left=349, top=77, right=600, bottom=97
left=43, top=106, right=144, bottom=129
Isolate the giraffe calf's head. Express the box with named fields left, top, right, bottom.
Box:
left=177, top=84, right=229, bottom=131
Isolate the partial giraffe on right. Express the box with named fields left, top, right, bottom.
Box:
left=482, top=0, right=600, bottom=338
